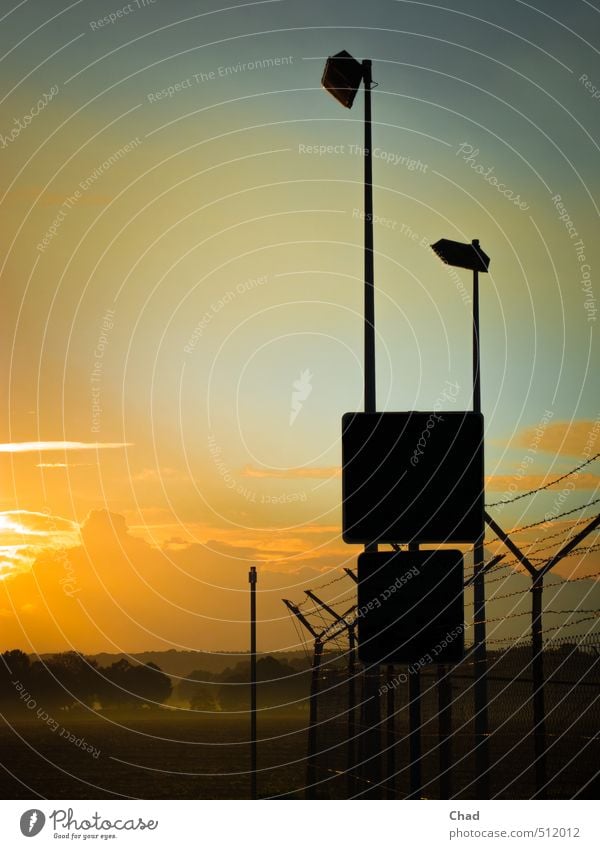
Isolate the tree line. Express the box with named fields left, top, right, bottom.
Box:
left=174, top=654, right=311, bottom=711
left=0, top=650, right=172, bottom=711
left=0, top=650, right=315, bottom=713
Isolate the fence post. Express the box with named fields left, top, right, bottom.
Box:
left=361, top=664, right=382, bottom=796
left=437, top=664, right=452, bottom=798
left=408, top=668, right=422, bottom=798
left=307, top=639, right=323, bottom=798
left=531, top=575, right=547, bottom=797
left=473, top=536, right=489, bottom=798
left=347, top=628, right=357, bottom=798
left=386, top=664, right=396, bottom=798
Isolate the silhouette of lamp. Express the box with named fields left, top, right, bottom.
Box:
left=322, top=50, right=376, bottom=413
left=430, top=235, right=490, bottom=795
left=430, top=238, right=489, bottom=413
left=322, top=49, right=382, bottom=796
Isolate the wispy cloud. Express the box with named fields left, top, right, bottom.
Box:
left=486, top=473, right=599, bottom=491
left=0, top=441, right=132, bottom=453
left=0, top=511, right=81, bottom=576
left=35, top=462, right=96, bottom=469
left=509, top=419, right=599, bottom=457
left=241, top=465, right=340, bottom=479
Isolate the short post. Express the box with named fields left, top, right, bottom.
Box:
left=249, top=566, right=257, bottom=800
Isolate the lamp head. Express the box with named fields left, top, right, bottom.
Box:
left=431, top=238, right=490, bottom=272
left=321, top=50, right=365, bottom=109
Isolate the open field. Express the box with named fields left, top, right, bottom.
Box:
left=1, top=705, right=597, bottom=800
left=0, top=712, right=308, bottom=800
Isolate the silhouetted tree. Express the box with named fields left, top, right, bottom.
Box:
left=0, top=650, right=32, bottom=708
left=100, top=659, right=172, bottom=709
left=41, top=652, right=101, bottom=709
left=218, top=655, right=309, bottom=711
left=175, top=670, right=219, bottom=710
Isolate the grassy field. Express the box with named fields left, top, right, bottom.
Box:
left=0, top=711, right=316, bottom=799
left=1, top=707, right=597, bottom=800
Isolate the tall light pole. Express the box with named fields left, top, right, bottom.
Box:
left=322, top=50, right=381, bottom=795
left=321, top=51, right=376, bottom=412
left=430, top=237, right=490, bottom=797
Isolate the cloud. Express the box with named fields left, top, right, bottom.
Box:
left=0, top=441, right=132, bottom=453
left=241, top=464, right=341, bottom=479
left=0, top=510, right=597, bottom=654
left=0, top=509, right=335, bottom=653
left=35, top=463, right=95, bottom=469
left=486, top=473, right=599, bottom=491
left=0, top=511, right=81, bottom=577
left=0, top=511, right=78, bottom=537
left=511, top=419, right=600, bottom=457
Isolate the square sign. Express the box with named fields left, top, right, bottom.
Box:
left=342, top=411, right=484, bottom=544
left=357, top=549, right=465, bottom=665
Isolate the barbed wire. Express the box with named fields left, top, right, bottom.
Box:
left=485, top=452, right=600, bottom=507
left=497, top=531, right=600, bottom=561
left=539, top=615, right=599, bottom=633
left=481, top=514, right=599, bottom=554
left=465, top=587, right=527, bottom=606
left=464, top=559, right=513, bottom=578
left=307, top=571, right=354, bottom=593
left=500, top=543, right=600, bottom=568
left=485, top=498, right=600, bottom=542
left=563, top=570, right=600, bottom=582
left=526, top=515, right=599, bottom=546
left=285, top=606, right=311, bottom=661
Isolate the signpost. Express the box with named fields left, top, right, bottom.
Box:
left=321, top=54, right=488, bottom=797
left=431, top=237, right=491, bottom=797
left=322, top=49, right=381, bottom=794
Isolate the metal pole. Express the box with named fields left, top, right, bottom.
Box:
left=249, top=566, right=257, bottom=800
left=386, top=664, right=396, bottom=798
left=472, top=240, right=481, bottom=412
left=408, top=668, right=422, bottom=798
left=307, top=639, right=324, bottom=798
left=437, top=664, right=452, bottom=799
left=359, top=58, right=382, bottom=797
left=472, top=240, right=489, bottom=798
left=532, top=575, right=547, bottom=797
left=407, top=541, right=422, bottom=799
left=363, top=59, right=375, bottom=414
left=348, top=627, right=357, bottom=798
left=304, top=589, right=358, bottom=798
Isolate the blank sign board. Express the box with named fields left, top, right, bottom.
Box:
left=342, top=411, right=484, bottom=544
left=357, top=549, right=465, bottom=665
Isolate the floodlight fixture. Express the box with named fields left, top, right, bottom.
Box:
left=321, top=50, right=365, bottom=109
left=431, top=238, right=490, bottom=273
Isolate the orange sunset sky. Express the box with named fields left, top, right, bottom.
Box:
left=1, top=0, right=599, bottom=653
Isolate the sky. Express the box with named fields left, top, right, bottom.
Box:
left=0, top=0, right=598, bottom=653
